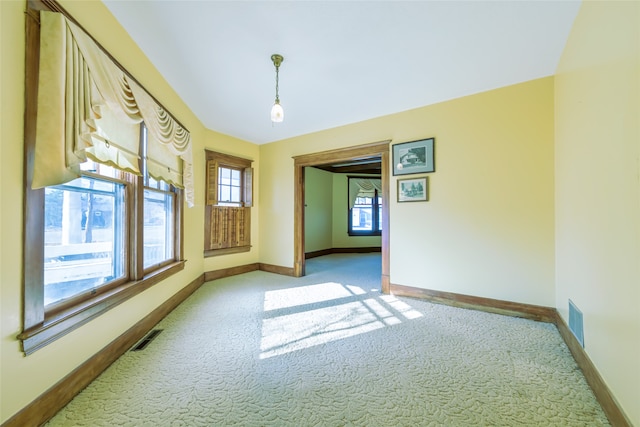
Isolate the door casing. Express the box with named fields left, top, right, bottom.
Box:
left=292, top=140, right=391, bottom=293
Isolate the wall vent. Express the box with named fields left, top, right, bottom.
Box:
left=131, top=329, right=163, bottom=352
left=568, top=300, right=584, bottom=348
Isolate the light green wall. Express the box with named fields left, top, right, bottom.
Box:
left=554, top=1, right=640, bottom=424
left=304, top=170, right=382, bottom=252
left=331, top=174, right=382, bottom=248
left=260, top=77, right=556, bottom=306
left=304, top=167, right=333, bottom=253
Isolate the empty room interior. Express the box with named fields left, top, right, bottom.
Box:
left=1, top=0, right=638, bottom=425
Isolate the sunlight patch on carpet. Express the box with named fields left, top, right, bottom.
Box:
left=381, top=294, right=424, bottom=320
left=263, top=282, right=353, bottom=311
left=260, top=282, right=423, bottom=359
left=260, top=300, right=387, bottom=359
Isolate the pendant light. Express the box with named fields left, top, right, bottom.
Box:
left=270, top=54, right=284, bottom=123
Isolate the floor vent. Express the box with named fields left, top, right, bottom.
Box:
left=568, top=300, right=584, bottom=348
left=131, top=329, right=163, bottom=352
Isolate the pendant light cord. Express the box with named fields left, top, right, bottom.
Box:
left=275, top=64, right=280, bottom=103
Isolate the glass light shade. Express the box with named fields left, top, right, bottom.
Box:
left=271, top=102, right=284, bottom=123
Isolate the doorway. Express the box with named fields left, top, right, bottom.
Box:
left=292, top=140, right=391, bottom=293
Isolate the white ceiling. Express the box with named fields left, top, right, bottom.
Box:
left=103, top=1, right=581, bottom=145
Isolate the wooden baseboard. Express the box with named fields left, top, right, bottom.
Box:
left=3, top=274, right=206, bottom=427
left=259, top=263, right=296, bottom=276
left=390, top=282, right=632, bottom=426
left=555, top=315, right=633, bottom=427
left=333, top=246, right=382, bottom=254
left=390, top=283, right=557, bottom=322
left=204, top=263, right=259, bottom=281
left=305, top=247, right=382, bottom=259
left=305, top=248, right=334, bottom=259
left=203, top=262, right=295, bottom=280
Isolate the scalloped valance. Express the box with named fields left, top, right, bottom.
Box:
left=33, top=11, right=194, bottom=206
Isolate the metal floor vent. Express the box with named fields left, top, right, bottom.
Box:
left=568, top=300, right=584, bottom=348
left=131, top=329, right=163, bottom=352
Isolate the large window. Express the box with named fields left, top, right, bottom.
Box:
left=348, top=177, right=382, bottom=236
left=20, top=4, right=189, bottom=355
left=43, top=165, right=126, bottom=306
left=204, top=150, right=253, bottom=256
left=23, top=125, right=184, bottom=354
left=42, top=141, right=178, bottom=307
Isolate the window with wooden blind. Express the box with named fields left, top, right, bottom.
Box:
left=204, top=150, right=253, bottom=256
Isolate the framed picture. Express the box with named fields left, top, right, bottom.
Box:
left=397, top=177, right=428, bottom=202
left=392, top=138, right=435, bottom=176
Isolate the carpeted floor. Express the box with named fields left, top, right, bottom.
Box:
left=47, top=253, right=609, bottom=426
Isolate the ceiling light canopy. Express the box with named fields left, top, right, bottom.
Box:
left=270, top=54, right=284, bottom=123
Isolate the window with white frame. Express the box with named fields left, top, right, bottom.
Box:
left=217, top=166, right=243, bottom=206
left=43, top=163, right=127, bottom=306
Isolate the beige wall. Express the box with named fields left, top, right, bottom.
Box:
left=392, top=79, right=555, bottom=306
left=555, top=1, right=640, bottom=424
left=260, top=77, right=556, bottom=306
left=1, top=1, right=28, bottom=419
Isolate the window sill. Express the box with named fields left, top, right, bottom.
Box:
left=347, top=231, right=382, bottom=237
left=204, top=246, right=251, bottom=258
left=18, top=260, right=185, bottom=355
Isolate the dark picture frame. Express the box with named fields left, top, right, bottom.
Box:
left=397, top=177, right=428, bottom=202
left=392, top=138, right=435, bottom=176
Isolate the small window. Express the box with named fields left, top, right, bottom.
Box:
left=217, top=166, right=243, bottom=206
left=348, top=177, right=382, bottom=236
left=204, top=150, right=253, bottom=256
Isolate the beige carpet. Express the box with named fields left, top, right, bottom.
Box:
left=47, top=253, right=609, bottom=426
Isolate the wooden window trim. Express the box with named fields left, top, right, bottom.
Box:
left=206, top=151, right=253, bottom=208
left=20, top=0, right=186, bottom=355
left=204, top=150, right=253, bottom=256
left=18, top=261, right=185, bottom=355
left=204, top=246, right=251, bottom=258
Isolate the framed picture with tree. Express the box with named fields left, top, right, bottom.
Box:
left=397, top=177, right=428, bottom=202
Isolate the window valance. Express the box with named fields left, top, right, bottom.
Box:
left=349, top=178, right=382, bottom=208
left=33, top=11, right=194, bottom=206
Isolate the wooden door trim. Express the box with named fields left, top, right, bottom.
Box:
left=293, top=140, right=391, bottom=292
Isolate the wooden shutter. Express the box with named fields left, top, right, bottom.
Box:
left=206, top=206, right=250, bottom=250
left=243, top=167, right=253, bottom=207
left=206, top=159, right=218, bottom=205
